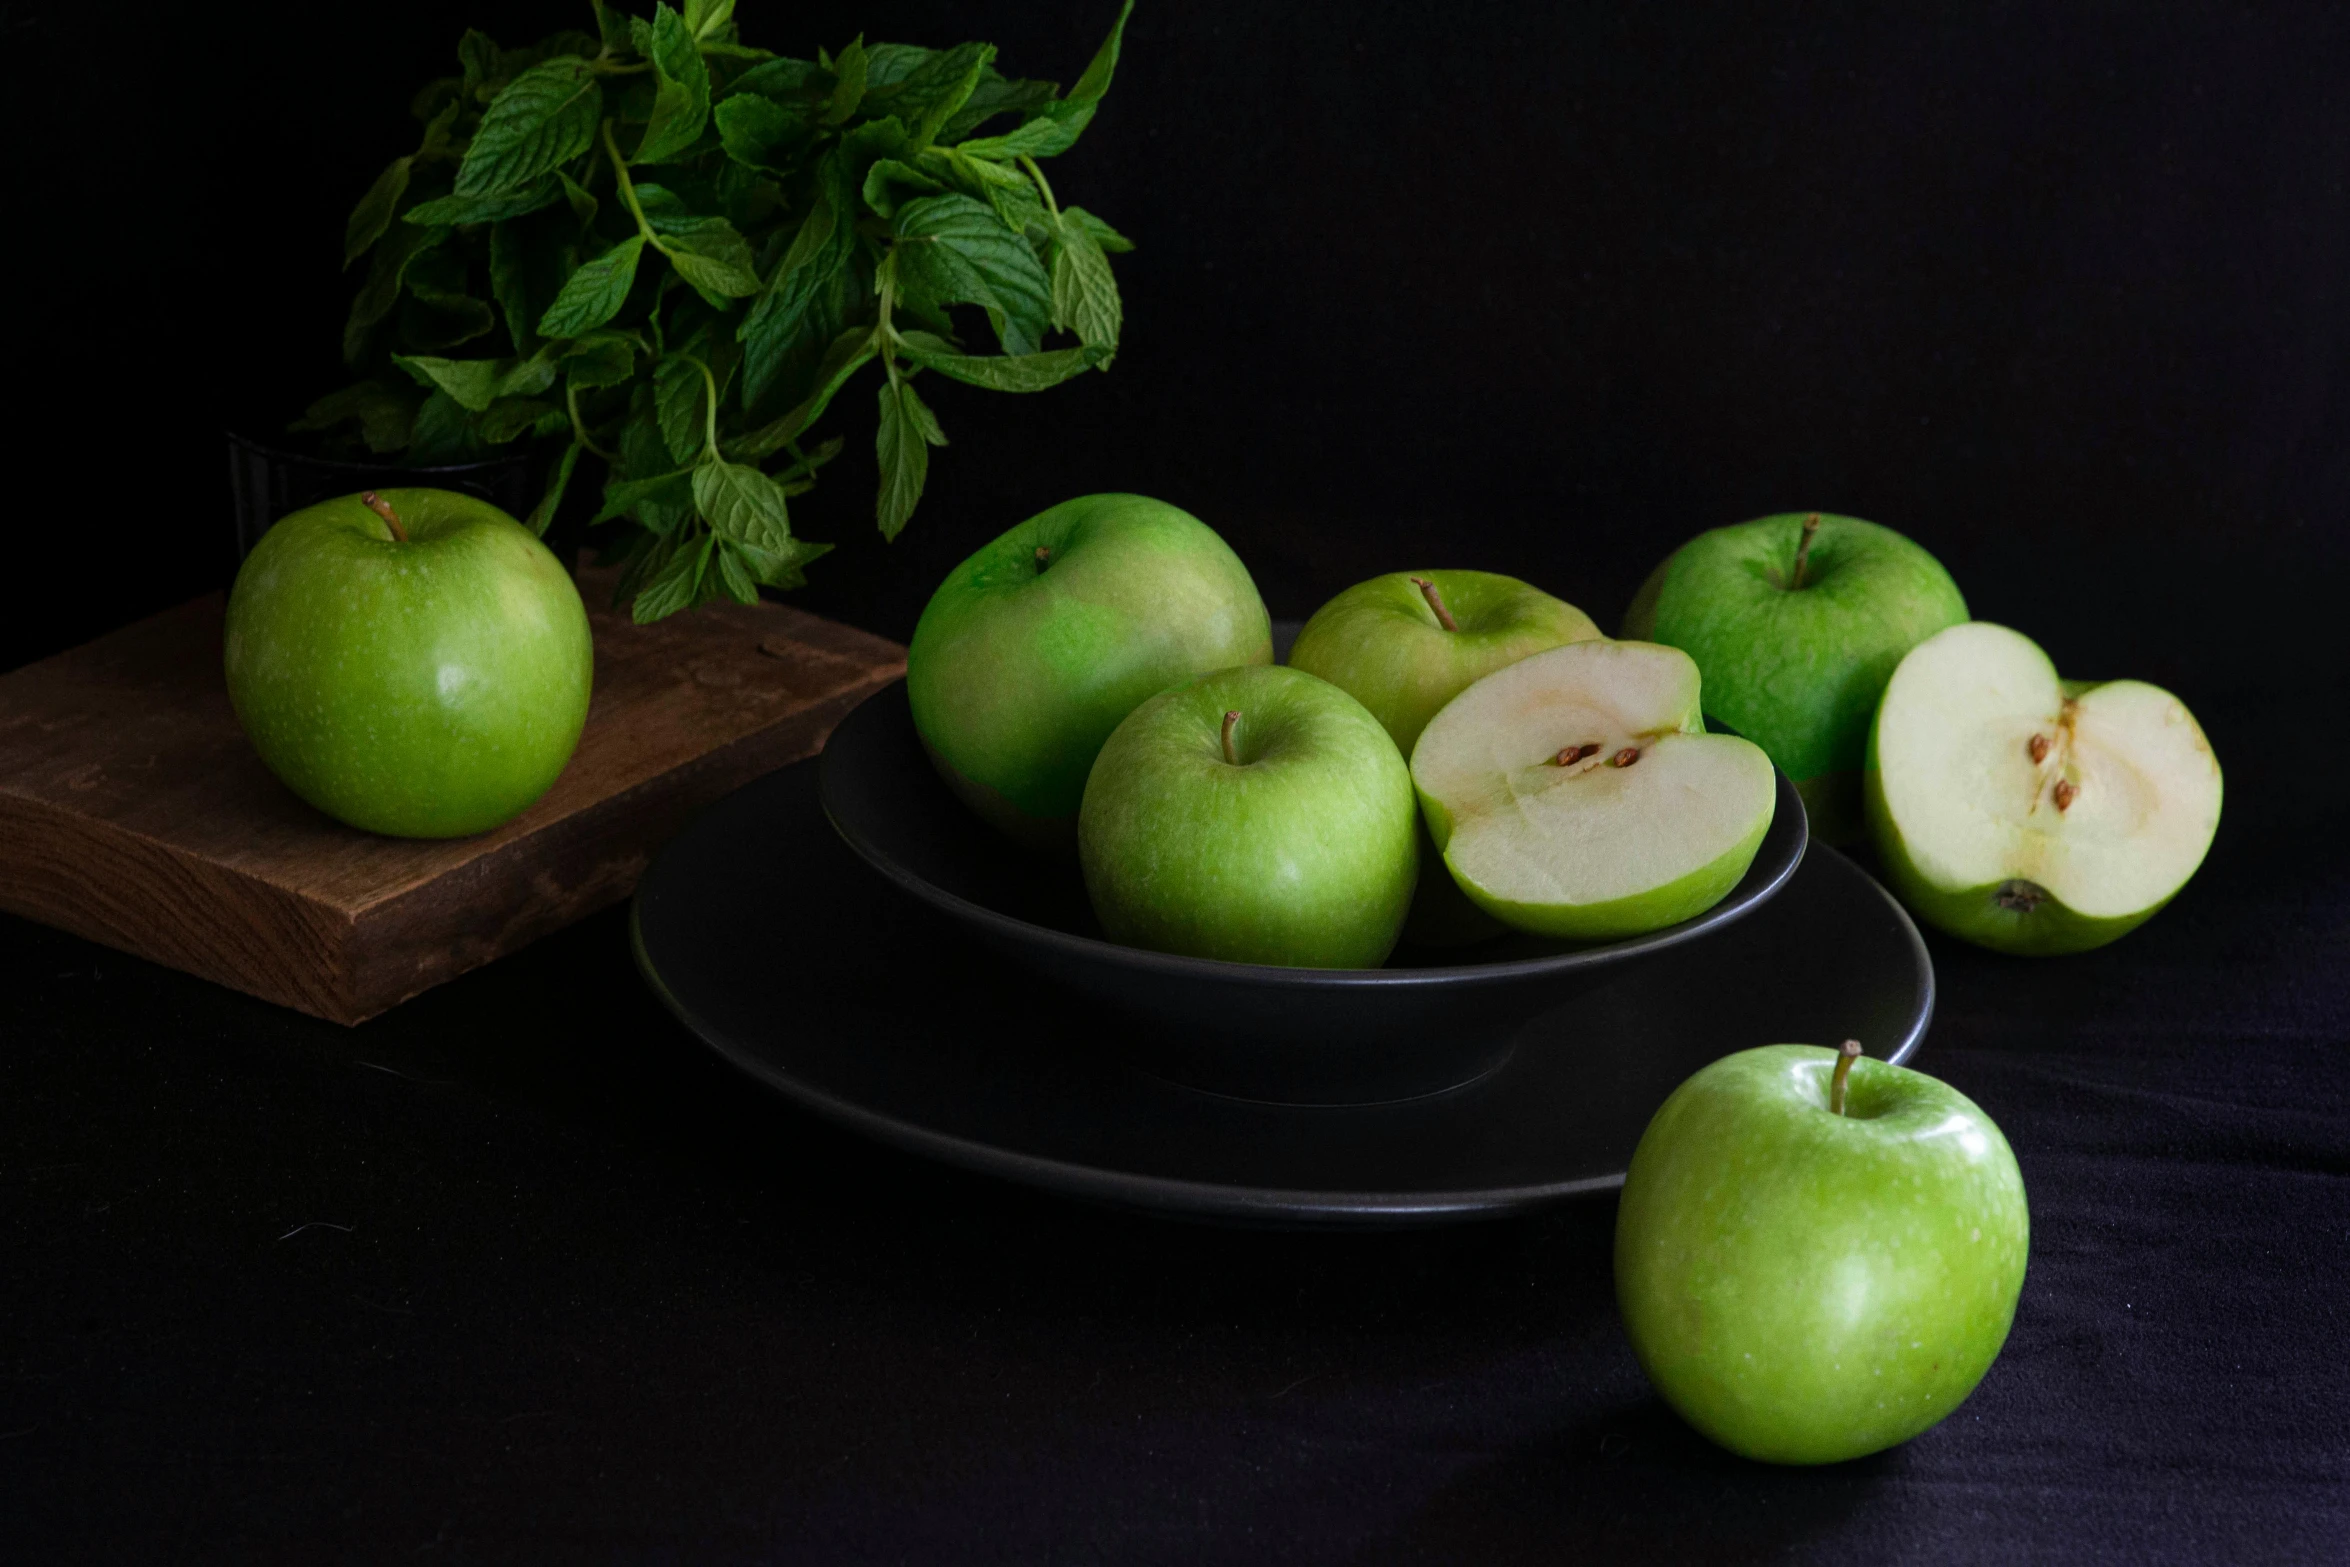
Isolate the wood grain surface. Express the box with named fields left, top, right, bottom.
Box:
left=0, top=569, right=904, bottom=1023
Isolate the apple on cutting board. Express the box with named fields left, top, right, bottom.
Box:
left=1623, top=512, right=1967, bottom=845
left=223, top=488, right=593, bottom=839
left=907, top=494, right=1273, bottom=852
left=1866, top=621, right=2222, bottom=955
left=1289, top=570, right=1604, bottom=946
left=1411, top=640, right=1777, bottom=941
left=1078, top=664, right=1419, bottom=968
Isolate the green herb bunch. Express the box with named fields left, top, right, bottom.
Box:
left=309, top=0, right=1134, bottom=621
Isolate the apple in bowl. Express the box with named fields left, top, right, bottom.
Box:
left=906, top=494, right=1272, bottom=852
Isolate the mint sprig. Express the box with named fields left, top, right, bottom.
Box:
left=307, top=1, right=1134, bottom=622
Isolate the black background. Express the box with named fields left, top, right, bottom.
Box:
left=6, top=1, right=2350, bottom=1561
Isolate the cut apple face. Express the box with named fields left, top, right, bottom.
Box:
left=1411, top=641, right=1779, bottom=940
left=1866, top=622, right=2222, bottom=955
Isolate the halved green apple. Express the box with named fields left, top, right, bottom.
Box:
left=1865, top=622, right=2222, bottom=955
left=1411, top=641, right=1779, bottom=940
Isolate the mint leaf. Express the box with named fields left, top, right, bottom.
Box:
left=684, top=0, right=735, bottom=41
left=861, top=158, right=945, bottom=219
left=725, top=55, right=825, bottom=102
left=823, top=36, right=868, bottom=124
left=738, top=148, right=854, bottom=406
left=658, top=217, right=761, bottom=297
left=919, top=145, right=1043, bottom=233
left=479, top=396, right=556, bottom=444
left=893, top=193, right=1052, bottom=355
left=402, top=292, right=500, bottom=352
left=594, top=467, right=695, bottom=527
left=408, top=388, right=482, bottom=464
left=1065, top=206, right=1134, bottom=253
left=538, top=235, right=646, bottom=337
left=631, top=533, right=713, bottom=622
left=959, top=2, right=1131, bottom=162
left=563, top=332, right=637, bottom=389
left=403, top=176, right=564, bottom=226
left=345, top=157, right=413, bottom=268
left=634, top=4, right=712, bottom=165
left=714, top=93, right=801, bottom=169
left=489, top=220, right=534, bottom=352
left=937, top=69, right=1058, bottom=143
left=862, top=43, right=937, bottom=90
left=456, top=57, right=601, bottom=195
left=291, top=381, right=419, bottom=453
left=392, top=354, right=502, bottom=411
left=558, top=170, right=599, bottom=229
left=344, top=221, right=445, bottom=364
left=528, top=440, right=584, bottom=534
left=655, top=354, right=711, bottom=462
left=713, top=537, right=762, bottom=604
left=899, top=341, right=1106, bottom=392
left=733, top=535, right=833, bottom=589
left=889, top=41, right=992, bottom=148
left=693, top=459, right=794, bottom=552
left=875, top=376, right=944, bottom=540
left=1050, top=212, right=1121, bottom=355
left=732, top=326, right=877, bottom=458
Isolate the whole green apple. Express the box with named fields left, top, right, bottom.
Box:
left=1412, top=640, right=1777, bottom=941
left=1866, top=621, right=2222, bottom=955
left=1078, top=664, right=1417, bottom=967
left=1622, top=512, right=1966, bottom=844
left=1289, top=570, right=1601, bottom=949
left=224, top=488, right=593, bottom=839
left=1616, top=1043, right=2030, bottom=1465
left=908, top=494, right=1272, bottom=851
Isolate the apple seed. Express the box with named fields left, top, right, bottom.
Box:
left=1611, top=747, right=1641, bottom=768
left=1551, top=742, right=1604, bottom=766
left=2028, top=734, right=2051, bottom=764
left=2053, top=779, right=2078, bottom=811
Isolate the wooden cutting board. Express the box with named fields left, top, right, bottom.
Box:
left=0, top=569, right=904, bottom=1024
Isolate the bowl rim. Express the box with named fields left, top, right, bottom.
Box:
left=818, top=681, right=1810, bottom=993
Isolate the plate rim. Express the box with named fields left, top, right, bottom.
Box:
left=632, top=834, right=1935, bottom=1226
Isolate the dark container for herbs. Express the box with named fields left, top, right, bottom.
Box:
left=224, top=432, right=537, bottom=569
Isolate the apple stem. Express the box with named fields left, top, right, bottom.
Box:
left=1221, top=710, right=1242, bottom=767
left=1409, top=576, right=1459, bottom=632
left=1829, top=1039, right=1863, bottom=1115
left=360, top=491, right=409, bottom=544
left=1789, top=512, right=1821, bottom=590
left=1034, top=546, right=1052, bottom=572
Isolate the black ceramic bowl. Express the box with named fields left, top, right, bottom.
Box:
left=818, top=682, right=1809, bottom=1106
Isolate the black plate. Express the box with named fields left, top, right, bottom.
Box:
left=817, top=683, right=1810, bottom=1104
left=633, top=758, right=1933, bottom=1228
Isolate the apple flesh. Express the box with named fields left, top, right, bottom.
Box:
left=223, top=488, right=593, bottom=839
left=1078, top=664, right=1418, bottom=968
left=1866, top=621, right=2222, bottom=955
left=1290, top=570, right=1603, bottom=947
left=1623, top=512, right=1966, bottom=845
left=907, top=494, right=1272, bottom=851
left=1615, top=1043, right=2030, bottom=1466
left=1411, top=641, right=1777, bottom=940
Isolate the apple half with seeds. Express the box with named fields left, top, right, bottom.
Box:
left=1865, top=622, right=2222, bottom=955
left=1411, top=640, right=1779, bottom=940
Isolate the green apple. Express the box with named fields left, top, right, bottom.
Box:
left=907, top=494, right=1272, bottom=851
left=223, top=488, right=593, bottom=839
left=1288, top=570, right=1603, bottom=948
left=1288, top=571, right=1604, bottom=758
left=1411, top=640, right=1777, bottom=940
left=1623, top=512, right=1967, bottom=844
left=1616, top=1042, right=2030, bottom=1466
left=1078, top=664, right=1417, bottom=967
left=1865, top=621, right=2222, bottom=955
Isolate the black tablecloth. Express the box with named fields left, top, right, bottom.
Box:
left=5, top=668, right=2346, bottom=1565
